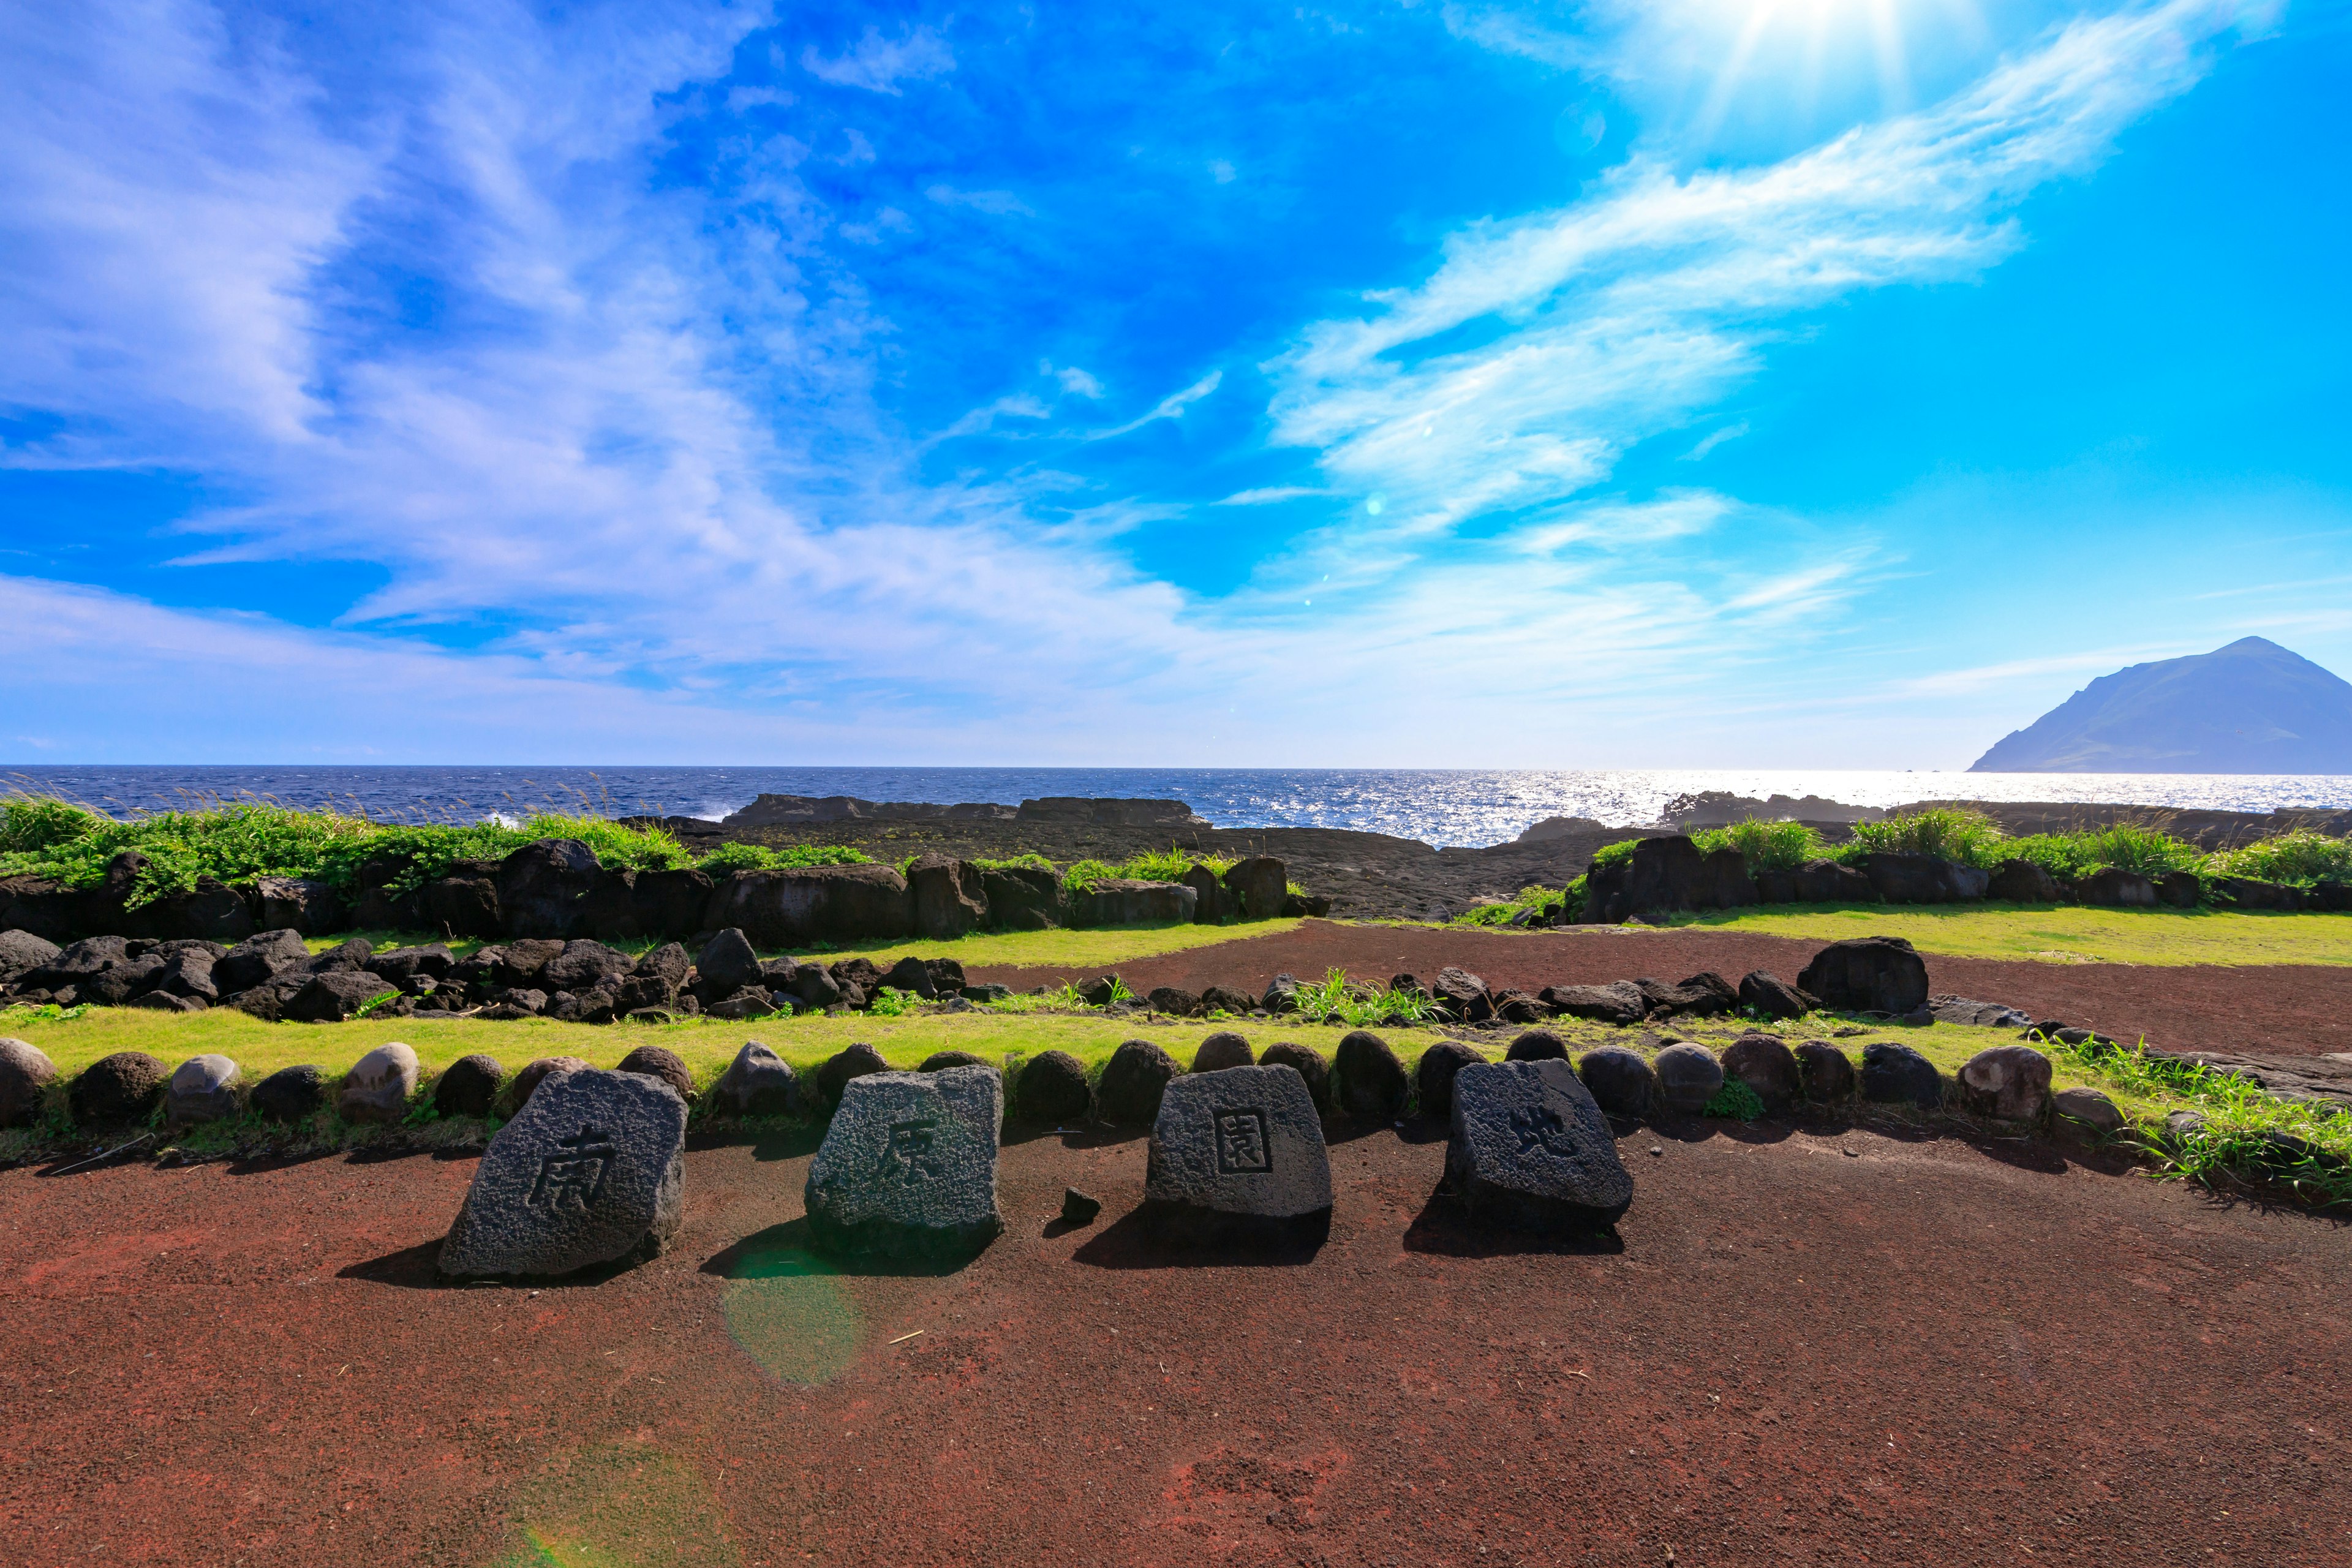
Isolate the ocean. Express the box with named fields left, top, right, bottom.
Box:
left=6, top=765, right=2350, bottom=850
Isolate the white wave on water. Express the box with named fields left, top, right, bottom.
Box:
left=8, top=764, right=2350, bottom=848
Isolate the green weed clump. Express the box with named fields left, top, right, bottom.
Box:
left=0, top=793, right=869, bottom=908
left=1060, top=847, right=1230, bottom=895
left=1285, top=968, right=1444, bottom=1028
left=1691, top=818, right=1826, bottom=872
left=1589, top=839, right=1641, bottom=872
left=2207, top=831, right=2352, bottom=887
left=1702, top=1078, right=1767, bottom=1121
left=1455, top=885, right=1568, bottom=928
left=2002, top=824, right=2204, bottom=881
left=972, top=853, right=1055, bottom=873
left=1838, top=807, right=2008, bottom=869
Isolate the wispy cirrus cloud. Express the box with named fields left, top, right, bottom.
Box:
left=800, top=24, right=954, bottom=95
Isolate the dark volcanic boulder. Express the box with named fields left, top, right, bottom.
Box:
left=283, top=970, right=401, bottom=1023
left=812, top=1042, right=891, bottom=1113
left=778, top=962, right=843, bottom=1013
left=908, top=855, right=987, bottom=940
left=1651, top=1043, right=1723, bottom=1116
left=165, top=1054, right=242, bottom=1124
left=978, top=864, right=1064, bottom=930
left=1575, top=1046, right=1655, bottom=1118
left=1142, top=1064, right=1332, bottom=1247
left=1860, top=1042, right=1942, bottom=1109
left=831, top=956, right=885, bottom=999
left=1221, top=856, right=1289, bottom=922
left=1193, top=1032, right=1256, bottom=1073
left=707, top=1042, right=799, bottom=1118
left=544, top=940, right=635, bottom=993
left=1987, top=859, right=2062, bottom=903
left=1258, top=1041, right=1330, bottom=1112
left=1675, top=972, right=1740, bottom=1017
left=495, top=938, right=565, bottom=988
left=1146, top=986, right=1202, bottom=1017
left=1332, top=1030, right=1408, bottom=1120
left=695, top=928, right=763, bottom=996
left=1956, top=1044, right=2052, bottom=1121
left=1445, top=1060, right=1633, bottom=1234
left=254, top=876, right=344, bottom=935
left=1796, top=937, right=1929, bottom=1015
left=1200, top=984, right=1257, bottom=1016
left=1414, top=1039, right=1483, bottom=1122
left=1181, top=863, right=1232, bottom=924
left=617, top=1046, right=695, bottom=1101
left=251, top=1065, right=328, bottom=1123
left=421, top=873, right=502, bottom=940
left=0, top=929, right=63, bottom=986
left=1737, top=970, right=1814, bottom=1021
left=434, top=1055, right=507, bottom=1118
left=881, top=956, right=938, bottom=999
left=2156, top=870, right=2203, bottom=908
left=1431, top=967, right=1491, bottom=1023
left=1757, top=859, right=1876, bottom=904
left=1850, top=853, right=1989, bottom=905
left=78, top=954, right=166, bottom=1005
left=307, top=938, right=373, bottom=973
left=214, top=929, right=312, bottom=994
left=0, top=880, right=76, bottom=943
left=1719, top=1034, right=1801, bottom=1112
left=1097, top=1039, right=1182, bottom=1126
left=805, top=1068, right=1003, bottom=1262
left=924, top=957, right=968, bottom=993
left=2070, top=867, right=2159, bottom=908
left=1505, top=1029, right=1567, bottom=1063
left=72, top=1051, right=168, bottom=1126
left=1580, top=835, right=1757, bottom=923
left=0, top=1037, right=59, bottom=1127
left=1014, top=1049, right=1092, bottom=1124
left=499, top=1055, right=591, bottom=1117
left=625, top=868, right=715, bottom=941
left=1260, top=974, right=1302, bottom=1014
left=919, top=1050, right=992, bottom=1074
left=369, top=943, right=456, bottom=986
left=1793, top=1042, right=1855, bottom=1104
left=494, top=837, right=605, bottom=938
left=1544, top=981, right=1646, bottom=1025
left=1071, top=880, right=1196, bottom=927
left=2209, top=875, right=2304, bottom=911
left=704, top=863, right=916, bottom=948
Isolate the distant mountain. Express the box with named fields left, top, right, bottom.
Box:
left=1970, top=637, right=2352, bottom=774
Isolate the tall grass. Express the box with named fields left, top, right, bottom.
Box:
left=1837, top=807, right=2008, bottom=868
left=1060, top=848, right=1232, bottom=894
left=1691, top=818, right=1826, bottom=872
left=1286, top=968, right=1444, bottom=1027
left=2207, top=830, right=2352, bottom=886
left=2002, top=824, right=2205, bottom=881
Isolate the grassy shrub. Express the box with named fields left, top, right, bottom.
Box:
left=1060, top=847, right=1230, bottom=894
left=973, top=853, right=1055, bottom=873
left=2003, top=824, right=2204, bottom=881
left=1589, top=839, right=1641, bottom=872
left=0, top=793, right=868, bottom=907
left=1286, top=968, right=1443, bottom=1027
left=1837, top=807, right=2007, bottom=868
left=1455, top=884, right=1567, bottom=928
left=1690, top=818, right=1826, bottom=872
left=2207, top=830, right=2352, bottom=887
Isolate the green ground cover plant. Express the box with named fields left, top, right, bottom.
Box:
left=1058, top=847, right=1234, bottom=895
left=2207, top=830, right=2352, bottom=886
left=1836, top=806, right=2010, bottom=867
left=0, top=794, right=869, bottom=907
left=1660, top=902, right=2352, bottom=965
left=1689, top=818, right=1825, bottom=872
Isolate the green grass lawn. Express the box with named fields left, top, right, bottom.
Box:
left=1649, top=903, right=2352, bottom=967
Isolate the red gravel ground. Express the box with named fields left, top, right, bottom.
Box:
left=4, top=1121, right=2348, bottom=1567
left=974, top=922, right=2352, bottom=1058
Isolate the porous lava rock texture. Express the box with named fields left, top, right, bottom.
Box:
left=250, top=1065, right=326, bottom=1123
left=1544, top=981, right=1646, bottom=1025
left=813, top=1044, right=891, bottom=1114
left=1720, top=1035, right=1802, bottom=1113
left=804, top=1066, right=1005, bottom=1262
left=1504, top=1030, right=1567, bottom=1063
left=1737, top=970, right=1813, bottom=1021
left=918, top=1050, right=991, bottom=1074
left=167, top=1055, right=242, bottom=1125
left=1333, top=1031, right=1409, bottom=1120
left=1956, top=1044, right=2054, bottom=1122
left=707, top=1041, right=797, bottom=1118
left=1796, top=937, right=1931, bottom=1015
left=1257, top=1042, right=1330, bottom=1112
left=1097, top=1039, right=1181, bottom=1126
left=439, top=1068, right=687, bottom=1280
left=434, top=1055, right=507, bottom=1118
left=1191, top=1033, right=1255, bottom=1074
left=1576, top=1046, right=1656, bottom=1119
left=72, top=1051, right=167, bottom=1126
left=1651, top=1043, right=1724, bottom=1116
left=1414, top=1040, right=1484, bottom=1123
left=1860, top=1042, right=1942, bottom=1109
left=616, top=1046, right=695, bottom=1101
left=1444, top=1058, right=1634, bottom=1234
left=1014, top=1050, right=1091, bottom=1125
left=1793, top=1042, right=1855, bottom=1104
left=1143, top=1064, right=1333, bottom=1247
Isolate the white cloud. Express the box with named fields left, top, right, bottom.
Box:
left=1087, top=371, right=1224, bottom=440
left=1043, top=362, right=1105, bottom=399
left=799, top=24, right=954, bottom=96
left=1681, top=421, right=1746, bottom=460
left=1215, top=486, right=1329, bottom=506
left=1268, top=0, right=2267, bottom=541
left=925, top=183, right=1034, bottom=216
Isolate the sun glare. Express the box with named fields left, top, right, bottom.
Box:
left=1681, top=0, right=1989, bottom=138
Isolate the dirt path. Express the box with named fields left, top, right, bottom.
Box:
left=2, top=1120, right=2346, bottom=1566
left=972, top=921, right=2352, bottom=1058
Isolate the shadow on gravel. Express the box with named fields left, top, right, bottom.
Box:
left=1003, top=1125, right=1149, bottom=1151
left=1070, top=1205, right=1325, bottom=1270
left=1401, top=1191, right=1626, bottom=1259
left=702, top=1218, right=969, bottom=1280
left=1396, top=1119, right=1450, bottom=1147
left=345, top=1145, right=432, bottom=1167
left=224, top=1149, right=341, bottom=1178
left=1325, top=1118, right=1401, bottom=1147
left=338, top=1238, right=447, bottom=1287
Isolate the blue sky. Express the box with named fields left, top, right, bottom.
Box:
left=2, top=0, right=2346, bottom=766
